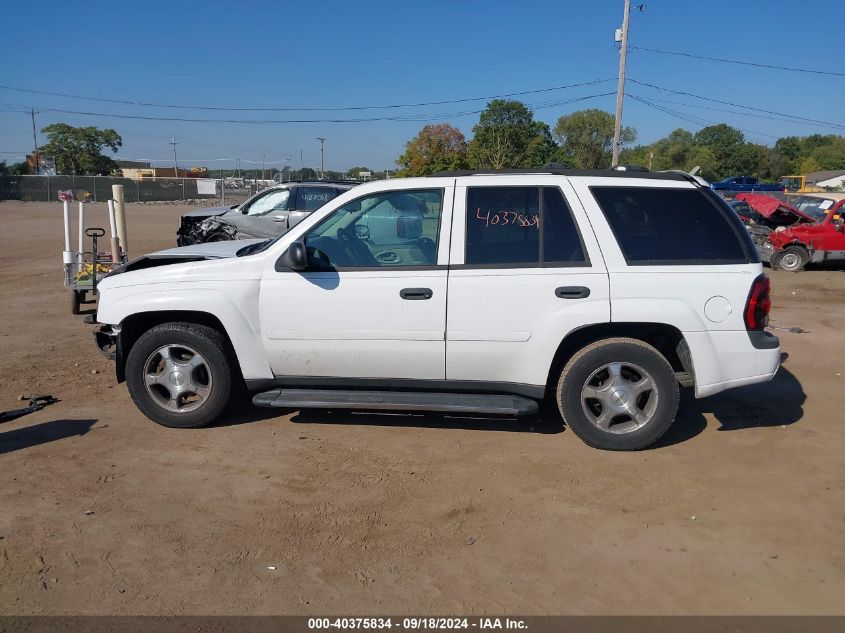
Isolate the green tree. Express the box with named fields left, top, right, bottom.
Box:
left=692, top=124, right=749, bottom=179
left=650, top=128, right=695, bottom=171
left=39, top=123, right=122, bottom=175
left=10, top=161, right=29, bottom=175
left=468, top=100, right=555, bottom=169
left=774, top=136, right=801, bottom=162
left=553, top=109, right=635, bottom=169
left=798, top=156, right=824, bottom=174
left=397, top=124, right=468, bottom=176
left=809, top=137, right=845, bottom=170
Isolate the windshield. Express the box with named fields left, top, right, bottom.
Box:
left=793, top=196, right=835, bottom=222
left=780, top=176, right=802, bottom=192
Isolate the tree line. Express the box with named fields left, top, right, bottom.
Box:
left=3, top=106, right=843, bottom=184
left=396, top=99, right=845, bottom=182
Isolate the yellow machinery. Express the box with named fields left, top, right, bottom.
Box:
left=779, top=175, right=824, bottom=193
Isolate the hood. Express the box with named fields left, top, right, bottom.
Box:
left=182, top=204, right=238, bottom=219
left=736, top=193, right=815, bottom=224
left=114, top=239, right=265, bottom=274
left=149, top=239, right=264, bottom=259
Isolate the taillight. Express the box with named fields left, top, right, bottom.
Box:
left=744, top=274, right=771, bottom=330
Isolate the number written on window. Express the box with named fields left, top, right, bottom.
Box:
left=474, top=207, right=539, bottom=229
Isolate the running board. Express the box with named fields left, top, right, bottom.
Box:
left=252, top=388, right=539, bottom=416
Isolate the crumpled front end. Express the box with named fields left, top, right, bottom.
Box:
left=177, top=215, right=238, bottom=246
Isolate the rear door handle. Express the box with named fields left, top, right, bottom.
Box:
left=555, top=286, right=591, bottom=299
left=400, top=287, right=433, bottom=300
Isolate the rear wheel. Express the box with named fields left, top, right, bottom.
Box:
left=556, top=338, right=679, bottom=450
left=125, top=322, right=232, bottom=428
left=771, top=245, right=809, bottom=272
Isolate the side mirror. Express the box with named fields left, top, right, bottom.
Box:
left=396, top=215, right=423, bottom=239
left=355, top=224, right=371, bottom=240
left=276, top=240, right=308, bottom=271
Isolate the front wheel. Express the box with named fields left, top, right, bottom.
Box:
left=125, top=322, right=233, bottom=428
left=556, top=338, right=679, bottom=450
left=771, top=245, right=809, bottom=272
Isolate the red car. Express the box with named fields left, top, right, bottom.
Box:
left=736, top=193, right=845, bottom=272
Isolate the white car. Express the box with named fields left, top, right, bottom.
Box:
left=94, top=168, right=781, bottom=450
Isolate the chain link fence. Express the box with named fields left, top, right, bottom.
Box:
left=0, top=175, right=231, bottom=203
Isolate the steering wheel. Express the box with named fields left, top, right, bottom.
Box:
left=337, top=226, right=378, bottom=266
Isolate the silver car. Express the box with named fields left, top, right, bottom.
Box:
left=177, top=181, right=357, bottom=245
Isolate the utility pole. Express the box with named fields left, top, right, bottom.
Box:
left=285, top=156, right=292, bottom=181
left=261, top=152, right=266, bottom=182
left=30, top=108, right=39, bottom=174
left=611, top=0, right=631, bottom=167
left=316, top=137, right=325, bottom=179
left=299, top=149, right=304, bottom=180
left=169, top=136, right=179, bottom=175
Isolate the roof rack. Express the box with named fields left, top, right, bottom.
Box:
left=431, top=166, right=691, bottom=181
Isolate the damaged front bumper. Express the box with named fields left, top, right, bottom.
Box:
left=745, top=224, right=775, bottom=263
left=177, top=216, right=238, bottom=246
left=94, top=324, right=120, bottom=360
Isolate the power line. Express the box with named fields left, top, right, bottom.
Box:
left=0, top=92, right=616, bottom=125
left=628, top=94, right=775, bottom=143
left=630, top=94, right=837, bottom=130
left=0, top=78, right=615, bottom=112
left=628, top=78, right=845, bottom=130
left=630, top=45, right=845, bottom=77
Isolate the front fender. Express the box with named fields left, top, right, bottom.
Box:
left=98, top=282, right=273, bottom=381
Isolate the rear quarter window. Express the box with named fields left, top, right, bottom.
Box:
left=590, top=186, right=751, bottom=265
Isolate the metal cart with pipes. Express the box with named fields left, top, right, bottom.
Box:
left=60, top=189, right=128, bottom=314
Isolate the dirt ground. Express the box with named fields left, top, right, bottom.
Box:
left=0, top=201, right=843, bottom=616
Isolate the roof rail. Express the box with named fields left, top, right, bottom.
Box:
left=431, top=167, right=690, bottom=181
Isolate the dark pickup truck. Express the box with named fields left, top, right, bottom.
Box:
left=711, top=176, right=785, bottom=193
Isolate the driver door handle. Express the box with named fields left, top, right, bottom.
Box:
left=555, top=286, right=591, bottom=299
left=400, top=288, right=433, bottom=300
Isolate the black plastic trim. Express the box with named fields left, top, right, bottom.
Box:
left=274, top=264, right=448, bottom=273
left=262, top=376, right=547, bottom=400
left=252, top=388, right=539, bottom=416
left=748, top=330, right=780, bottom=350
left=434, top=168, right=690, bottom=181
left=399, top=287, right=433, bottom=300
left=448, top=261, right=591, bottom=270
left=556, top=286, right=591, bottom=299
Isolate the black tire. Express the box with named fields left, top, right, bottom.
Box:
left=69, top=290, right=82, bottom=315
left=771, top=245, right=809, bottom=272
left=125, top=322, right=233, bottom=428
left=556, top=337, right=679, bottom=451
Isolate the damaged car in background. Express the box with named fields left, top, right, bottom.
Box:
left=733, top=192, right=845, bottom=272
left=176, top=181, right=357, bottom=246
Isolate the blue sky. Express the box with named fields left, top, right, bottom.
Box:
left=1, top=0, right=843, bottom=172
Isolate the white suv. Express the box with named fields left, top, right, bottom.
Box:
left=94, top=168, right=781, bottom=450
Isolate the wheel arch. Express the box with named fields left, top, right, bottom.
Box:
left=544, top=322, right=691, bottom=398
left=116, top=309, right=268, bottom=384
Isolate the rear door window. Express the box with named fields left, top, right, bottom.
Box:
left=590, top=186, right=749, bottom=265
left=465, top=186, right=586, bottom=266
left=295, top=187, right=338, bottom=211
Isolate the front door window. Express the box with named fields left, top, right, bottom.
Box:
left=244, top=189, right=290, bottom=216
left=305, top=189, right=443, bottom=269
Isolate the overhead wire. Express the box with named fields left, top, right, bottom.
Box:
left=630, top=45, right=845, bottom=77
left=0, top=92, right=616, bottom=125
left=628, top=78, right=845, bottom=130
left=0, top=78, right=616, bottom=112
